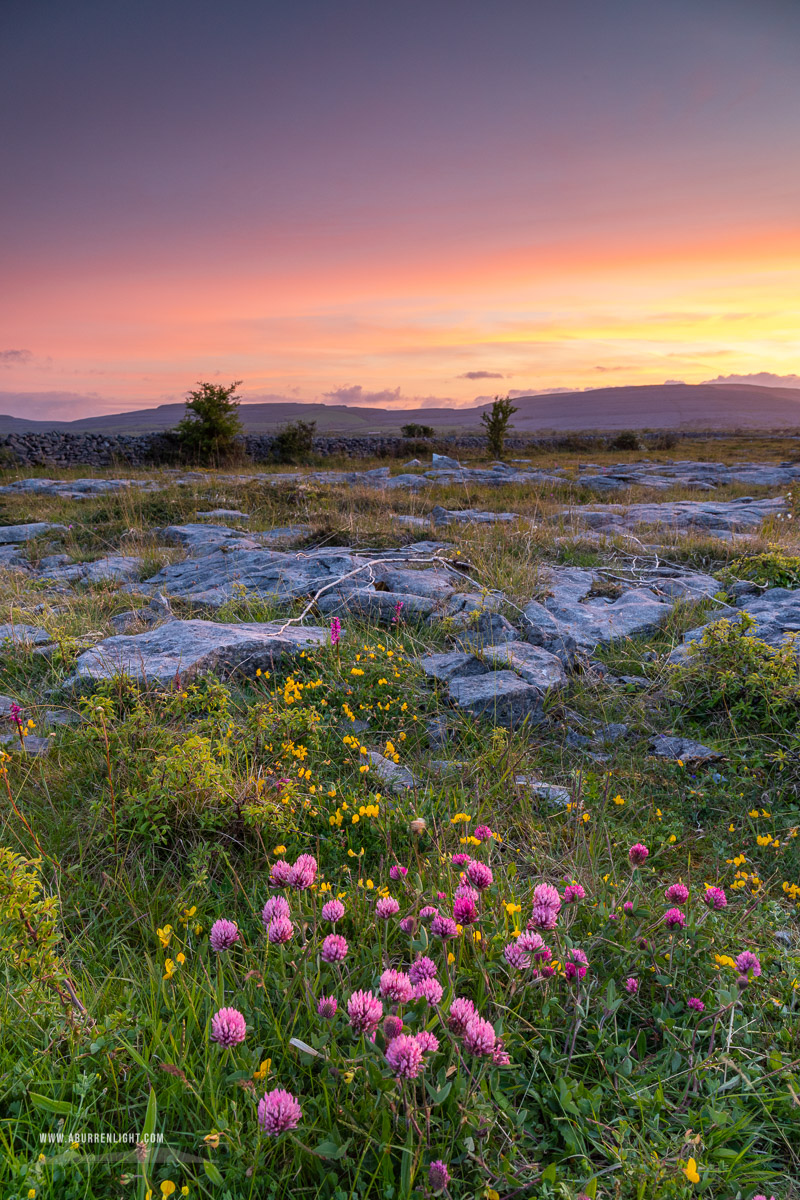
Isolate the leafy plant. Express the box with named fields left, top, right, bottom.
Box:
left=273, top=419, right=316, bottom=463
left=400, top=422, right=435, bottom=438
left=174, top=380, right=243, bottom=463
left=480, top=395, right=518, bottom=458
left=720, top=549, right=800, bottom=591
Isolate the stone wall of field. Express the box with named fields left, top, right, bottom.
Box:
left=0, top=427, right=731, bottom=468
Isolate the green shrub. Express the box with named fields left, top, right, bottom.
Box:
left=273, top=419, right=316, bottom=463
left=607, top=429, right=644, bottom=451
left=480, top=396, right=518, bottom=458
left=400, top=422, right=435, bottom=438
left=719, top=549, right=800, bottom=591
left=669, top=613, right=800, bottom=733
left=174, top=380, right=244, bottom=463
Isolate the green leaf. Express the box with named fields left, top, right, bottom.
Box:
left=204, top=1160, right=225, bottom=1185
left=29, top=1092, right=74, bottom=1116
left=425, top=1080, right=452, bottom=1106
left=541, top=1163, right=557, bottom=1184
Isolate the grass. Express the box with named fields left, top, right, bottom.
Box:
left=1, top=449, right=799, bottom=1200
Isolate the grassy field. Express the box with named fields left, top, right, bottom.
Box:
left=1, top=446, right=799, bottom=1200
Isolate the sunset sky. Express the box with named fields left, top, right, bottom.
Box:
left=1, top=0, right=799, bottom=418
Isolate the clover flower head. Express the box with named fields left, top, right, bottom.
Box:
left=687, top=997, right=705, bottom=1012
left=428, top=1160, right=450, bottom=1192
left=563, top=883, right=586, bottom=904
left=529, top=882, right=561, bottom=931
left=210, top=1007, right=247, bottom=1047
left=385, top=1033, right=424, bottom=1078
left=447, top=996, right=476, bottom=1035
left=623, top=901, right=634, bottom=915
left=625, top=977, right=639, bottom=995
left=389, top=864, right=408, bottom=880
left=704, top=886, right=727, bottom=910
left=474, top=824, right=494, bottom=842
left=665, top=882, right=689, bottom=904
left=209, top=918, right=239, bottom=952
left=262, top=895, right=291, bottom=927
left=664, top=907, right=687, bottom=930
left=463, top=1014, right=496, bottom=1056
left=504, top=942, right=530, bottom=969
left=383, top=1014, right=404, bottom=1041
left=347, top=989, right=383, bottom=1033
left=267, top=916, right=294, bottom=944
left=564, top=948, right=589, bottom=982
left=379, top=968, right=413, bottom=1003
left=288, top=854, right=317, bottom=891
left=416, top=1029, right=440, bottom=1054
left=628, top=843, right=649, bottom=866
left=453, top=895, right=478, bottom=925
left=321, top=933, right=348, bottom=963
left=466, top=860, right=493, bottom=891
left=419, top=905, right=438, bottom=922
left=376, top=896, right=400, bottom=920
left=413, top=977, right=443, bottom=1005
left=735, top=950, right=761, bottom=978
left=257, top=1088, right=302, bottom=1135
left=409, top=956, right=438, bottom=985
left=269, top=859, right=293, bottom=888
left=430, top=914, right=458, bottom=940
left=316, top=995, right=338, bottom=1020
left=451, top=853, right=471, bottom=867
left=399, top=916, right=416, bottom=934
left=321, top=899, right=345, bottom=923
left=517, top=930, right=544, bottom=953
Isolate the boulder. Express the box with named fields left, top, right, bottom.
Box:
left=0, top=522, right=66, bottom=543
left=447, top=671, right=547, bottom=728
left=61, top=619, right=328, bottom=692
left=366, top=751, right=418, bottom=791
left=418, top=651, right=488, bottom=682
left=480, top=641, right=567, bottom=690
left=0, top=623, right=52, bottom=647
left=649, top=735, right=721, bottom=762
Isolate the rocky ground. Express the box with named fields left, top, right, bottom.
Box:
left=1, top=442, right=799, bottom=1198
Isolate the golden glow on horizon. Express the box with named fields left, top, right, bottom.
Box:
left=2, top=223, right=798, bottom=408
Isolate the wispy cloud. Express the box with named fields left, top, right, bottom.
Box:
left=702, top=371, right=800, bottom=388
left=0, top=349, right=33, bottom=366
left=457, top=370, right=504, bottom=380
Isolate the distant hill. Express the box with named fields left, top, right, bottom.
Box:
left=0, top=383, right=799, bottom=436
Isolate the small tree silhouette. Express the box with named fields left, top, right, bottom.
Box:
left=480, top=396, right=518, bottom=459
left=175, top=380, right=243, bottom=463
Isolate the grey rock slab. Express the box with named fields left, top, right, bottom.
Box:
left=39, top=555, right=144, bottom=584
left=0, top=522, right=67, bottom=543
left=418, top=651, right=489, bottom=682
left=0, top=623, right=53, bottom=647
left=0, top=478, right=155, bottom=498
left=522, top=565, right=724, bottom=655
left=594, top=722, right=629, bottom=745
left=317, top=588, right=439, bottom=621
left=514, top=777, right=572, bottom=807
left=448, top=670, right=547, bottom=728
left=561, top=496, right=784, bottom=536
left=457, top=613, right=519, bottom=650
left=366, top=751, right=418, bottom=791
left=480, top=641, right=567, bottom=691
left=430, top=506, right=519, bottom=526
left=61, top=619, right=328, bottom=691
left=649, top=735, right=721, bottom=762
left=0, top=732, right=52, bottom=756
left=430, top=454, right=461, bottom=469
left=0, top=544, right=27, bottom=568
